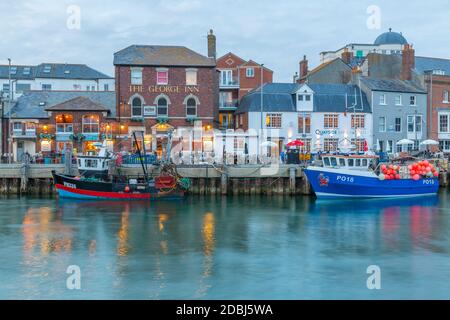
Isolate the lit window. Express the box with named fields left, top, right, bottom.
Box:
left=266, top=113, right=282, bottom=128
left=323, top=139, right=339, bottom=152
left=298, top=114, right=311, bottom=134
left=157, top=70, right=169, bottom=85
left=351, top=115, right=365, bottom=128
left=131, top=68, right=142, bottom=85
left=324, top=114, right=338, bottom=129
left=56, top=114, right=73, bottom=133
left=82, top=115, right=99, bottom=133
left=186, top=69, right=197, bottom=86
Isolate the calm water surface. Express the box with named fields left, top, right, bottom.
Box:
left=1, top=192, right=450, bottom=300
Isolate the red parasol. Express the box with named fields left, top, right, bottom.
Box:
left=364, top=140, right=368, bottom=152
left=286, top=140, right=304, bottom=147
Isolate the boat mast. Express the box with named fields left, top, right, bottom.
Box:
left=132, top=131, right=149, bottom=183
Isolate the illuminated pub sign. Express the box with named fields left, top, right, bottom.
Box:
left=130, top=85, right=200, bottom=94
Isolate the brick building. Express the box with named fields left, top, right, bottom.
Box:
left=216, top=53, right=273, bottom=130
left=113, top=31, right=219, bottom=157
left=6, top=91, right=115, bottom=162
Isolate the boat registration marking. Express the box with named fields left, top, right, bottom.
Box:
left=423, top=179, right=436, bottom=185
left=63, top=182, right=77, bottom=189
left=336, top=175, right=354, bottom=183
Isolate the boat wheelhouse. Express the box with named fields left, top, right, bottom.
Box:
left=77, top=142, right=111, bottom=180
left=321, top=154, right=378, bottom=171
left=304, top=154, right=439, bottom=199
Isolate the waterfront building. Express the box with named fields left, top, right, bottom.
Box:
left=357, top=77, right=427, bottom=153
left=6, top=91, right=115, bottom=162
left=217, top=53, right=273, bottom=130
left=0, top=63, right=114, bottom=101
left=236, top=83, right=372, bottom=154
left=414, top=57, right=450, bottom=153
left=113, top=30, right=219, bottom=158
left=319, top=28, right=408, bottom=64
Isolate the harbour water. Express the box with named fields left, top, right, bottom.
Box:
left=1, top=193, right=450, bottom=300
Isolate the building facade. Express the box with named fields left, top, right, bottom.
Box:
left=0, top=63, right=114, bottom=100
left=216, top=53, right=273, bottom=130
left=237, top=83, right=372, bottom=154
left=358, top=77, right=428, bottom=153
left=6, top=91, right=115, bottom=162
left=415, top=57, right=450, bottom=152
left=113, top=32, right=219, bottom=158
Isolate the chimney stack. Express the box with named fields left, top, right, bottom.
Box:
left=207, top=29, right=216, bottom=59
left=341, top=48, right=354, bottom=65
left=299, top=55, right=308, bottom=79
left=401, top=44, right=415, bottom=80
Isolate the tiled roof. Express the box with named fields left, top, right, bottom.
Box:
left=415, top=56, right=450, bottom=76
left=0, top=63, right=113, bottom=80
left=45, top=96, right=110, bottom=111
left=237, top=83, right=370, bottom=114
left=359, top=77, right=427, bottom=93
left=114, top=45, right=216, bottom=67
left=8, top=91, right=116, bottom=119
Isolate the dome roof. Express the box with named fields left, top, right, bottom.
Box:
left=374, top=29, right=408, bottom=45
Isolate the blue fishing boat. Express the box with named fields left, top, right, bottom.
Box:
left=304, top=154, right=439, bottom=199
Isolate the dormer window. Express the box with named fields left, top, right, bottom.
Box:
left=298, top=94, right=311, bottom=101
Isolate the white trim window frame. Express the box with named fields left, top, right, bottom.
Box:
left=156, top=68, right=169, bottom=85
left=439, top=113, right=450, bottom=133
left=395, top=94, right=403, bottom=106
left=131, top=67, right=143, bottom=85
left=379, top=94, right=387, bottom=106
left=378, top=116, right=386, bottom=132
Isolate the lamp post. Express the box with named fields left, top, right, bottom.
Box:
left=259, top=63, right=264, bottom=162
left=7, top=58, right=12, bottom=164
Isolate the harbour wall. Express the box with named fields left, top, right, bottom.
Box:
left=0, top=163, right=314, bottom=196
left=1, top=162, right=449, bottom=196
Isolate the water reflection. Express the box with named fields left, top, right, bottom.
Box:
left=0, top=193, right=448, bottom=299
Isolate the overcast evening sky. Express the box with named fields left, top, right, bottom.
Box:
left=1, top=0, right=449, bottom=82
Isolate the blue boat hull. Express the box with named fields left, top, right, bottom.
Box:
left=304, top=167, right=440, bottom=199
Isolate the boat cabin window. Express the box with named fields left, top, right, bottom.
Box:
left=323, top=157, right=331, bottom=166
left=356, top=159, right=361, bottom=167
left=330, top=157, right=337, bottom=167
left=348, top=159, right=354, bottom=167
left=78, top=159, right=81, bottom=167
left=85, top=159, right=98, bottom=168
left=362, top=159, right=368, bottom=167
left=339, top=158, right=346, bottom=167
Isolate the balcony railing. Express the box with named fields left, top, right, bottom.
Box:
left=12, top=129, right=36, bottom=138
left=220, top=77, right=239, bottom=88
left=219, top=99, right=239, bottom=109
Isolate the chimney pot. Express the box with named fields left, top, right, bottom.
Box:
left=207, top=29, right=216, bottom=59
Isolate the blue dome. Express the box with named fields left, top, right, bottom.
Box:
left=374, top=29, right=408, bottom=45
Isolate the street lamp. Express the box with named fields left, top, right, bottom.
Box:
left=7, top=58, right=12, bottom=163
left=259, top=63, right=264, bottom=162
